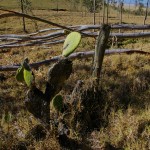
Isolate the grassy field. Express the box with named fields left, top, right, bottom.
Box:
left=0, top=1, right=150, bottom=150
left=0, top=0, right=80, bottom=10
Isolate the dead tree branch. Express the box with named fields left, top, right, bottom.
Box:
left=0, top=49, right=149, bottom=71
left=0, top=31, right=150, bottom=49
left=0, top=9, right=94, bottom=37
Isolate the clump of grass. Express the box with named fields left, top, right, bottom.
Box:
left=94, top=107, right=150, bottom=150
left=83, top=54, right=150, bottom=149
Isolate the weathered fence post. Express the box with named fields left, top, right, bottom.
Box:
left=93, top=24, right=111, bottom=84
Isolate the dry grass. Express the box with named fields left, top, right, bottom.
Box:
left=0, top=3, right=150, bottom=150
left=0, top=53, right=150, bottom=149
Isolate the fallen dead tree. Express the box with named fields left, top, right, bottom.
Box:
left=0, top=9, right=150, bottom=49
left=0, top=9, right=149, bottom=73
left=11, top=24, right=150, bottom=36
left=0, top=9, right=150, bottom=32
left=1, top=31, right=150, bottom=41
left=0, top=31, right=150, bottom=49
left=88, top=31, right=150, bottom=38
left=0, top=49, right=149, bottom=71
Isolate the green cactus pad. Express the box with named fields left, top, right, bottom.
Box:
left=5, top=112, right=12, bottom=123
left=16, top=66, right=24, bottom=82
left=62, top=32, right=81, bottom=57
left=23, top=69, right=33, bottom=87
left=1, top=112, right=12, bottom=126
left=52, top=94, right=63, bottom=112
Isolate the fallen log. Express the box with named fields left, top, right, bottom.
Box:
left=0, top=49, right=149, bottom=71
left=1, top=31, right=150, bottom=40
left=14, top=24, right=150, bottom=36
left=78, top=24, right=150, bottom=31
left=85, top=31, right=150, bottom=38
left=0, top=39, right=65, bottom=49
left=0, top=31, right=64, bottom=40
left=0, top=31, right=150, bottom=49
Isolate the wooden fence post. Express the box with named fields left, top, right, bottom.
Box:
left=93, top=24, right=111, bottom=84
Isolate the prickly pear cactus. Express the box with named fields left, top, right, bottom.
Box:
left=62, top=32, right=81, bottom=57
left=16, top=66, right=24, bottom=82
left=45, top=59, right=72, bottom=101
left=16, top=58, right=34, bottom=87
left=52, top=94, right=63, bottom=112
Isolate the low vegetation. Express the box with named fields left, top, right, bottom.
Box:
left=0, top=1, right=150, bottom=150
left=0, top=53, right=149, bottom=149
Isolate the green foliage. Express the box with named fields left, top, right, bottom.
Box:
left=123, top=39, right=137, bottom=45
left=16, top=30, right=81, bottom=87
left=135, top=2, right=144, bottom=15
left=1, top=112, right=12, bottom=126
left=23, top=68, right=33, bottom=87
left=62, top=32, right=81, bottom=57
left=16, top=58, right=33, bottom=87
left=16, top=66, right=24, bottom=82
left=83, top=0, right=102, bottom=12
left=52, top=94, right=63, bottom=112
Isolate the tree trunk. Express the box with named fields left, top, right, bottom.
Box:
left=106, top=0, right=109, bottom=24
left=144, top=0, right=149, bottom=25
left=21, top=0, right=26, bottom=32
left=102, top=0, right=105, bottom=24
left=93, top=0, right=96, bottom=25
